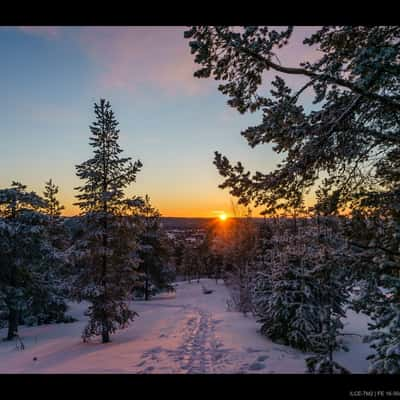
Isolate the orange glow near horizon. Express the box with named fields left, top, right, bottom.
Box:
left=60, top=200, right=320, bottom=218
left=62, top=207, right=233, bottom=219
left=60, top=196, right=239, bottom=218
left=61, top=204, right=233, bottom=218
left=219, top=213, right=228, bottom=221
left=56, top=191, right=317, bottom=218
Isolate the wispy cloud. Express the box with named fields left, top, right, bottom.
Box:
left=76, top=27, right=210, bottom=95
left=15, top=26, right=321, bottom=97
left=16, top=26, right=209, bottom=96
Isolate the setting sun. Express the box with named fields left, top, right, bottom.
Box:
left=219, top=213, right=228, bottom=221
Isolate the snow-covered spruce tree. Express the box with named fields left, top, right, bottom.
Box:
left=0, top=182, right=53, bottom=339
left=252, top=205, right=351, bottom=356
left=23, top=179, right=73, bottom=327
left=251, top=207, right=307, bottom=349
left=304, top=190, right=352, bottom=373
left=72, top=99, right=143, bottom=343
left=345, top=191, right=400, bottom=374
left=42, top=178, right=68, bottom=267
left=253, top=244, right=322, bottom=351
left=305, top=248, right=351, bottom=374
left=366, top=272, right=400, bottom=374
left=135, top=195, right=174, bottom=300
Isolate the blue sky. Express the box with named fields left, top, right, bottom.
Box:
left=0, top=27, right=318, bottom=217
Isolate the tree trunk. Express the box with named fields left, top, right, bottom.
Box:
left=238, top=264, right=242, bottom=310
left=7, top=209, right=19, bottom=341
left=144, top=273, right=149, bottom=301
left=6, top=307, right=18, bottom=340
left=102, top=323, right=110, bottom=343
left=328, top=308, right=333, bottom=374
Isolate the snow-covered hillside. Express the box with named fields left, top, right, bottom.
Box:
left=0, top=279, right=372, bottom=373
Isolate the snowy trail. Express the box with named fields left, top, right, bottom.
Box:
left=185, top=309, right=218, bottom=373
left=135, top=307, right=221, bottom=373
left=0, top=279, right=371, bottom=373
left=172, top=308, right=222, bottom=374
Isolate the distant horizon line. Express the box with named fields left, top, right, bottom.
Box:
left=62, top=215, right=266, bottom=219
left=61, top=215, right=341, bottom=219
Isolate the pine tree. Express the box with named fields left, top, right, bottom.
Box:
left=366, top=273, right=400, bottom=374
left=342, top=186, right=400, bottom=373
left=304, top=192, right=351, bottom=373
left=136, top=195, right=174, bottom=300
left=0, top=182, right=50, bottom=339
left=253, top=213, right=351, bottom=358
left=25, top=179, right=72, bottom=327
left=71, top=99, right=143, bottom=343
left=43, top=179, right=65, bottom=219
left=42, top=179, right=68, bottom=261
left=185, top=26, right=400, bottom=215
left=346, top=203, right=400, bottom=374
left=305, top=250, right=351, bottom=374
left=253, top=249, right=322, bottom=351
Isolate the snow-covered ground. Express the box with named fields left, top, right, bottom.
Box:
left=0, top=279, right=372, bottom=373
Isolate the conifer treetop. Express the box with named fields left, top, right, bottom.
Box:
left=43, top=179, right=65, bottom=218
left=74, top=99, right=143, bottom=214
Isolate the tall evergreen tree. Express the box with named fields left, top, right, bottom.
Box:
left=42, top=178, right=68, bottom=265
left=72, top=99, right=143, bottom=343
left=305, top=249, right=351, bottom=374
left=43, top=179, right=64, bottom=219
left=252, top=210, right=351, bottom=360
left=346, top=196, right=400, bottom=374
left=0, top=182, right=49, bottom=339
left=28, top=179, right=72, bottom=327
left=136, top=195, right=174, bottom=300
left=253, top=248, right=321, bottom=351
